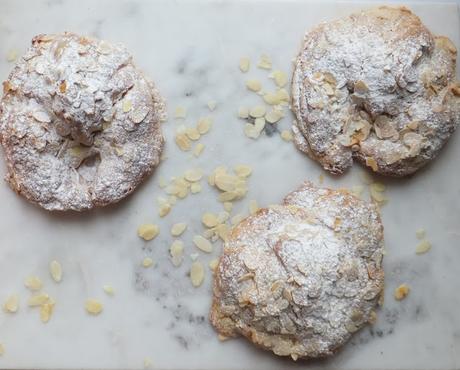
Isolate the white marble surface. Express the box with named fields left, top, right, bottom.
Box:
left=0, top=0, right=459, bottom=369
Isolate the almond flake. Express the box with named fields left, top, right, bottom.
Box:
left=159, top=177, right=167, bottom=188
left=416, top=228, right=426, bottom=240
left=239, top=57, right=250, bottom=73
left=263, top=92, right=280, bottom=105
left=170, top=240, right=184, bottom=267
left=254, top=117, right=266, bottom=131
left=158, top=203, right=171, bottom=217
left=185, top=127, right=201, bottom=141
left=193, top=143, right=205, bottom=157
left=216, top=224, right=229, bottom=241
left=174, top=106, right=186, bottom=119
left=122, top=99, right=132, bottom=113
left=271, top=70, right=288, bottom=87
left=197, top=117, right=212, bottom=134
left=350, top=185, right=364, bottom=198
left=218, top=191, right=238, bottom=202
left=32, top=110, right=51, bottom=123
left=28, top=293, right=49, bottom=307
left=171, top=223, right=187, bottom=236
left=209, top=259, right=219, bottom=272
left=190, top=183, right=202, bottom=193
left=129, top=108, right=150, bottom=124
left=244, top=124, right=260, bottom=139
left=190, top=253, right=199, bottom=261
left=257, top=54, right=272, bottom=70
left=202, top=213, right=219, bottom=228
left=416, top=240, right=431, bottom=255
left=3, top=294, right=19, bottom=313
left=223, top=202, right=233, bottom=212
left=365, top=157, right=379, bottom=172
left=97, top=41, right=111, bottom=54
left=207, top=100, right=217, bottom=111
left=217, top=211, right=230, bottom=223
left=175, top=133, right=191, bottom=151
left=137, top=224, right=159, bottom=241
left=103, top=285, right=115, bottom=295
left=246, top=79, right=262, bottom=92
left=193, top=235, right=213, bottom=253
left=265, top=110, right=283, bottom=123
left=394, top=284, right=410, bottom=301
left=234, top=164, right=252, bottom=178
left=144, top=357, right=153, bottom=369
left=142, top=257, right=155, bottom=268
left=249, top=105, right=266, bottom=118
left=370, top=182, right=385, bottom=192
left=184, top=168, right=203, bottom=182
left=281, top=130, right=293, bottom=141
left=6, top=49, right=18, bottom=62
left=40, top=301, right=55, bottom=323
left=190, top=261, right=205, bottom=287
left=85, top=299, right=103, bottom=315
left=50, top=260, right=63, bottom=283
left=238, top=107, right=249, bottom=119
left=370, top=188, right=387, bottom=204
left=24, top=276, right=43, bottom=291
left=249, top=200, right=259, bottom=215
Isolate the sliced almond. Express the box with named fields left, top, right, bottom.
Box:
left=209, top=259, right=219, bottom=272
left=202, top=212, right=219, bottom=228
left=238, top=107, right=249, bottom=119
left=257, top=54, right=272, bottom=70
left=40, top=300, right=55, bottom=323
left=50, top=260, right=63, bottom=283
left=122, top=99, right=132, bottom=113
left=185, top=127, right=200, bottom=141
left=365, top=157, right=379, bottom=172
left=193, top=143, right=205, bottom=157
left=239, top=57, right=250, bottom=73
left=249, top=200, right=259, bottom=215
left=171, top=223, right=187, bottom=236
left=207, top=100, right=217, bottom=111
left=197, top=117, right=212, bottom=135
left=175, top=133, right=191, bottom=151
left=142, top=257, right=155, bottom=268
left=265, top=110, right=283, bottom=124
left=28, top=293, right=49, bottom=307
left=24, top=276, right=43, bottom=291
left=184, top=168, right=203, bottom=182
left=271, top=70, right=288, bottom=87
left=170, top=240, right=184, bottom=267
left=415, top=228, right=426, bottom=240
left=223, top=202, right=233, bottom=212
left=416, top=240, right=431, bottom=255
left=137, top=224, right=160, bottom=241
left=103, top=285, right=115, bottom=295
left=190, top=261, right=205, bottom=287
left=215, top=174, right=238, bottom=192
left=3, top=294, right=19, bottom=313
left=174, top=106, right=186, bottom=119
left=234, top=164, right=252, bottom=178
left=280, top=130, right=293, bottom=141
left=193, top=235, right=213, bottom=253
left=246, top=79, right=262, bottom=92
left=190, top=182, right=202, bottom=194
left=85, top=299, right=103, bottom=315
left=394, top=284, right=410, bottom=301
left=249, top=105, right=266, bottom=118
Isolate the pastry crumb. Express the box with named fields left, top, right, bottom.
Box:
left=394, top=284, right=410, bottom=301
left=239, top=57, right=250, bottom=72
left=280, top=129, right=293, bottom=141
left=415, top=240, right=431, bottom=254
left=85, top=299, right=103, bottom=315
left=137, top=224, right=159, bottom=241
left=103, top=285, right=115, bottom=295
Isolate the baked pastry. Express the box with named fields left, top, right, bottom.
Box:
left=0, top=33, right=165, bottom=211
left=291, top=6, right=460, bottom=176
left=210, top=182, right=384, bottom=360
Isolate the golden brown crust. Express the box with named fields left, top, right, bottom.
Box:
left=291, top=6, right=460, bottom=177
left=210, top=183, right=384, bottom=360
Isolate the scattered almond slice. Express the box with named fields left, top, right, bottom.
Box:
left=416, top=228, right=426, bottom=240
left=24, top=276, right=43, bottom=291
left=223, top=202, right=233, bottom=212
left=174, top=106, right=186, bottom=119
left=50, top=260, right=63, bottom=283
left=350, top=185, right=364, bottom=198
left=280, top=129, right=293, bottom=141
left=271, top=70, right=288, bottom=87
left=137, top=224, right=160, bottom=241
left=185, top=127, right=200, bottom=141
left=6, top=49, right=18, bottom=62
left=197, top=117, right=212, bottom=135
left=191, top=182, right=202, bottom=194
left=175, top=133, right=191, bottom=151
left=103, top=285, right=115, bottom=296
left=244, top=124, right=260, bottom=139
left=169, top=196, right=177, bottom=205
left=170, top=240, right=184, bottom=267
left=239, top=57, right=250, bottom=73
left=249, top=200, right=259, bottom=215
left=202, top=212, right=219, bottom=228
left=416, top=240, right=431, bottom=255
left=85, top=299, right=103, bottom=315
left=40, top=300, right=55, bottom=323
left=217, top=211, right=230, bottom=223
left=215, top=224, right=229, bottom=241
left=190, top=261, right=205, bottom=287
left=184, top=168, right=203, bottom=182
left=3, top=294, right=19, bottom=313
left=28, top=293, right=49, bottom=307
left=265, top=110, right=283, bottom=124
left=142, top=257, right=155, bottom=268
left=209, top=259, right=219, bottom=272
left=234, top=164, right=252, bottom=178
left=394, top=284, right=410, bottom=301
left=365, top=157, right=379, bottom=172
left=193, top=235, right=213, bottom=253
left=238, top=107, right=249, bottom=119
left=190, top=253, right=199, bottom=261
left=215, top=174, right=238, bottom=192
left=246, top=79, right=262, bottom=92
left=171, top=223, right=187, bottom=237
left=207, top=100, right=217, bottom=111
left=370, top=182, right=385, bottom=192
left=193, top=143, right=205, bottom=157
left=257, top=54, right=272, bottom=70
left=249, top=105, right=266, bottom=118
left=144, top=357, right=153, bottom=369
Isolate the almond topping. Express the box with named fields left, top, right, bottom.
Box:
left=190, top=262, right=205, bottom=287
left=193, top=235, right=213, bottom=253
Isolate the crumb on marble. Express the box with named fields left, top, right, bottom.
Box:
left=394, top=284, right=410, bottom=301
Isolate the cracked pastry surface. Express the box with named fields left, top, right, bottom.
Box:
left=210, top=182, right=384, bottom=360
left=0, top=32, right=166, bottom=211
left=291, top=6, right=460, bottom=176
